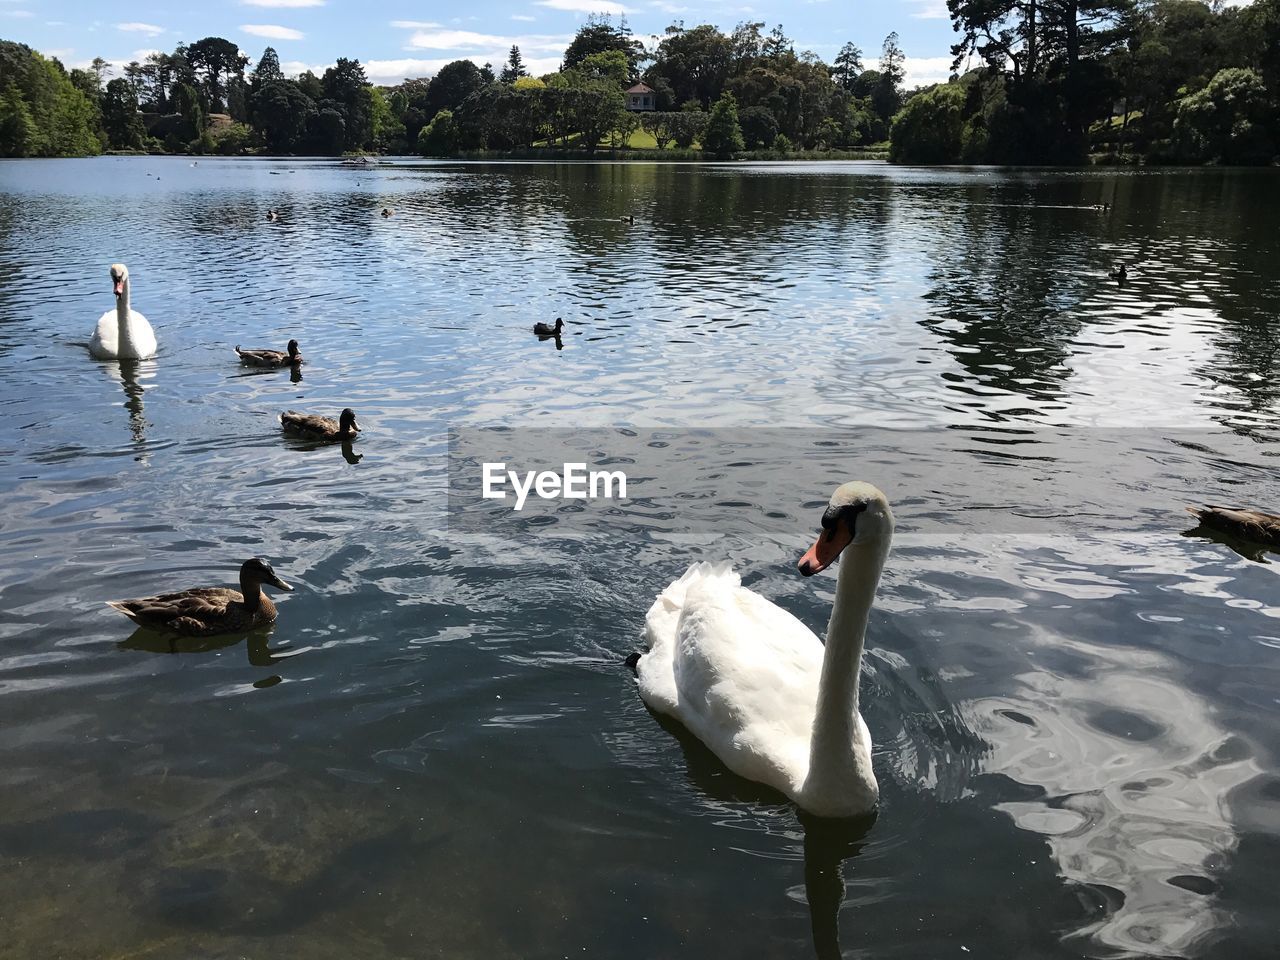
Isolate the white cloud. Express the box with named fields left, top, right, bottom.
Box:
left=241, top=0, right=325, bottom=6
left=117, top=22, right=165, bottom=36
left=902, top=55, right=954, bottom=88
left=537, top=0, right=632, bottom=13
left=511, top=14, right=536, bottom=21
left=910, top=0, right=949, bottom=18
left=240, top=23, right=305, bottom=40
left=406, top=29, right=511, bottom=50
left=650, top=0, right=688, bottom=11
left=45, top=47, right=75, bottom=60
left=390, top=20, right=442, bottom=28
left=363, top=54, right=561, bottom=85
left=4, top=9, right=34, bottom=16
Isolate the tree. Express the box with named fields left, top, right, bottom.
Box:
left=306, top=107, right=346, bottom=154
left=419, top=107, right=458, bottom=155
left=500, top=45, right=527, bottom=84
left=832, top=42, right=863, bottom=90
left=563, top=14, right=644, bottom=77
left=738, top=104, right=778, bottom=148
left=646, top=24, right=734, bottom=108
left=702, top=91, right=744, bottom=155
left=426, top=60, right=486, bottom=118
left=101, top=77, right=146, bottom=149
left=1174, top=67, right=1275, bottom=164
left=250, top=47, right=284, bottom=95
left=889, top=84, right=966, bottom=163
left=171, top=80, right=206, bottom=142
left=252, top=79, right=315, bottom=151
left=187, top=36, right=248, bottom=112
left=90, top=57, right=111, bottom=92
left=0, top=85, right=36, bottom=157
left=669, top=107, right=708, bottom=148
left=322, top=58, right=373, bottom=149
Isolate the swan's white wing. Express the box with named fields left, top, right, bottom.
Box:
left=638, top=562, right=824, bottom=797
left=89, top=309, right=117, bottom=358
left=126, top=310, right=157, bottom=359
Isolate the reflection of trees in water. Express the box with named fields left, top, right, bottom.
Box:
left=917, top=185, right=1097, bottom=407
left=972, top=629, right=1256, bottom=957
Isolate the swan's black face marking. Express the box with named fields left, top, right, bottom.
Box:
left=820, top=501, right=868, bottom=541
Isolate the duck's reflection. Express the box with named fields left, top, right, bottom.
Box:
left=117, top=623, right=300, bottom=667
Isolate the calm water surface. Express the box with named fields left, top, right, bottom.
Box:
left=1, top=157, right=1279, bottom=959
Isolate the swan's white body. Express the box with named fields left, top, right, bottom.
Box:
left=89, top=264, right=156, bottom=360
left=637, top=482, right=891, bottom=818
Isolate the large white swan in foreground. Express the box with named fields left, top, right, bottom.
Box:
left=636, top=481, right=891, bottom=818
left=89, top=263, right=156, bottom=360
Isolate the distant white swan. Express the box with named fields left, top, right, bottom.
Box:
left=636, top=481, right=892, bottom=818
left=89, top=263, right=156, bottom=360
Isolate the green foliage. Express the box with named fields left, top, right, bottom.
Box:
left=102, top=78, right=146, bottom=149
left=0, top=85, right=36, bottom=157
left=1174, top=67, right=1276, bottom=164
left=889, top=84, right=965, bottom=163
left=426, top=60, right=486, bottom=119
left=669, top=109, right=707, bottom=148
left=322, top=58, right=373, bottom=149
left=771, top=132, right=792, bottom=153
left=419, top=108, right=458, bottom=156
left=500, top=45, right=527, bottom=84
left=0, top=43, right=102, bottom=157
left=738, top=104, right=778, bottom=149
left=562, top=14, right=644, bottom=77
left=251, top=79, right=315, bottom=152
left=702, top=92, right=745, bottom=156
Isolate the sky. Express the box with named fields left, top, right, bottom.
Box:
left=2, top=0, right=963, bottom=90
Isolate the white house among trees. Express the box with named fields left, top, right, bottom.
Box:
left=624, top=82, right=655, bottom=112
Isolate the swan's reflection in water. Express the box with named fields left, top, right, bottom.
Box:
left=649, top=708, right=873, bottom=958
left=972, top=630, right=1257, bottom=956
left=105, top=359, right=154, bottom=456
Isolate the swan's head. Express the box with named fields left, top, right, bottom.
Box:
left=339, top=408, right=360, bottom=434
left=241, top=557, right=292, bottom=592
left=110, top=263, right=129, bottom=298
left=798, top=482, right=893, bottom=577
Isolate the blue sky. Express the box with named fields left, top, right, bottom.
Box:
left=3, top=0, right=961, bottom=89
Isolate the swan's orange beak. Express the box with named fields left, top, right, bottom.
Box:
left=798, top=525, right=853, bottom=577
left=113, top=279, right=124, bottom=297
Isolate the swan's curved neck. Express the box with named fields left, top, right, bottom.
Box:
left=114, top=278, right=141, bottom=354
left=807, top=533, right=889, bottom=786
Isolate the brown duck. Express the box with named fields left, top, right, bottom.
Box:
left=1186, top=505, right=1280, bottom=549
left=105, top=558, right=292, bottom=637
left=280, top=407, right=360, bottom=441
left=237, top=339, right=303, bottom=367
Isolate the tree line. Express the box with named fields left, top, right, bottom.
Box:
left=2, top=3, right=1278, bottom=164
left=891, top=0, right=1280, bottom=164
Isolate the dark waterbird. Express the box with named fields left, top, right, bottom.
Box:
left=280, top=407, right=361, bottom=442
left=105, top=558, right=292, bottom=637
left=1186, top=505, right=1280, bottom=553
left=236, top=338, right=303, bottom=367
left=1108, top=264, right=1128, bottom=282
left=534, top=317, right=563, bottom=337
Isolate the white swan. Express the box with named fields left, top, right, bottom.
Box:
left=89, top=263, right=156, bottom=360
left=636, top=481, right=892, bottom=818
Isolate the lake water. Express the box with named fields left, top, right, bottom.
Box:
left=1, top=157, right=1278, bottom=959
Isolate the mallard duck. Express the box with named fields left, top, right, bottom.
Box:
left=1109, top=264, right=1128, bottom=281
left=381, top=207, right=394, bottom=217
left=621, top=214, right=634, bottom=223
left=105, top=558, right=292, bottom=637
left=534, top=318, right=563, bottom=337
left=1186, top=505, right=1280, bottom=549
left=280, top=407, right=360, bottom=442
left=267, top=209, right=279, bottom=221
left=236, top=339, right=303, bottom=367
